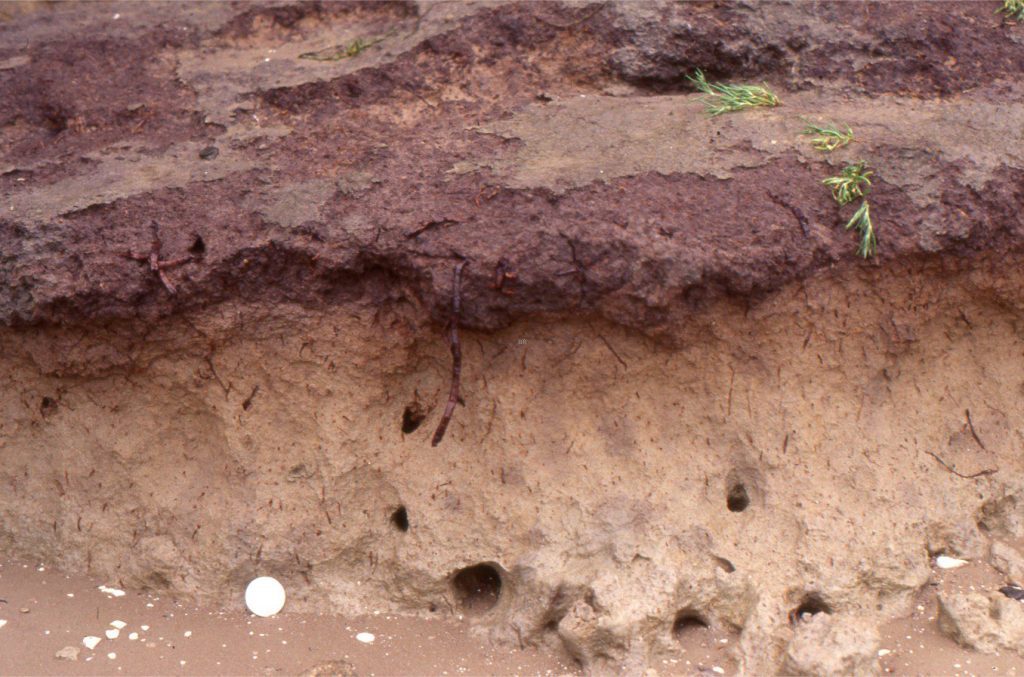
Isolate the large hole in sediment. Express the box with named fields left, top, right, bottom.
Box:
left=727, top=482, right=750, bottom=512
left=401, top=404, right=426, bottom=434
left=390, top=505, right=409, bottom=532
left=788, top=594, right=832, bottom=624
left=672, top=610, right=711, bottom=641
left=451, top=563, right=503, bottom=614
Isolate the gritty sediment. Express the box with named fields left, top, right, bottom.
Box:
left=2, top=1, right=1024, bottom=673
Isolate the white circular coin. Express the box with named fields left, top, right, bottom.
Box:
left=245, top=576, right=286, bottom=617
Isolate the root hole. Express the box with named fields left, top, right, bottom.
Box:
left=40, top=396, right=57, bottom=416
left=726, top=483, right=750, bottom=512
left=672, top=610, right=710, bottom=640
left=390, top=506, right=409, bottom=532
left=189, top=235, right=206, bottom=255
left=789, top=594, right=832, bottom=624
left=401, top=404, right=426, bottom=434
left=451, top=563, right=503, bottom=614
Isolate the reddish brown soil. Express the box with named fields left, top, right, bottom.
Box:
left=1, top=0, right=1022, bottom=333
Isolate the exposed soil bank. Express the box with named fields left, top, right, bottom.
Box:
left=5, top=259, right=1024, bottom=672
left=3, top=1, right=1024, bottom=674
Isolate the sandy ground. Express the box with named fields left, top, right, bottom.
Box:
left=0, top=558, right=577, bottom=676
left=877, top=561, right=1024, bottom=677
left=5, top=555, right=1024, bottom=676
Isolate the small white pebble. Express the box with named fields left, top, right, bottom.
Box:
left=936, top=555, right=969, bottom=569
left=141, top=625, right=150, bottom=631
left=0, top=619, right=7, bottom=629
left=712, top=667, right=725, bottom=675
left=110, top=620, right=127, bottom=629
left=98, top=585, right=126, bottom=597
left=878, top=649, right=891, bottom=657
left=356, top=632, right=375, bottom=644
left=128, top=633, right=139, bottom=641
left=184, top=631, right=192, bottom=638
left=105, top=629, right=120, bottom=640
left=107, top=652, right=117, bottom=660
left=66, top=593, right=74, bottom=598
left=180, top=660, right=186, bottom=666
left=83, top=636, right=102, bottom=650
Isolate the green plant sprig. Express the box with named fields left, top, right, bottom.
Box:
left=299, top=36, right=386, bottom=62
left=686, top=69, right=780, bottom=117
left=822, top=161, right=873, bottom=206
left=998, top=0, right=1024, bottom=22
left=845, top=201, right=877, bottom=258
left=801, top=122, right=854, bottom=152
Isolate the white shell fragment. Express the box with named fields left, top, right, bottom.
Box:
left=245, top=576, right=286, bottom=617
left=936, top=555, right=969, bottom=569
left=110, top=620, right=127, bottom=629
left=55, top=646, right=80, bottom=661
left=98, top=585, right=126, bottom=597
left=105, top=628, right=120, bottom=640
left=356, top=632, right=375, bottom=644
left=82, top=636, right=102, bottom=650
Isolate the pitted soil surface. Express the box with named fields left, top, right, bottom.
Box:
left=4, top=2, right=1024, bottom=675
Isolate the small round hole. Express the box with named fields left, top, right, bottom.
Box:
left=390, top=506, right=409, bottom=532
left=788, top=594, right=832, bottom=624
left=401, top=405, right=426, bottom=434
left=40, top=396, right=57, bottom=416
left=672, top=611, right=710, bottom=640
left=451, top=563, right=503, bottom=614
left=727, top=483, right=750, bottom=512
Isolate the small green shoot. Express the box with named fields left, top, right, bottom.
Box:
left=845, top=201, right=876, bottom=258
left=998, top=0, right=1024, bottom=22
left=802, top=122, right=854, bottom=152
left=822, top=161, right=873, bottom=206
left=299, top=36, right=386, bottom=62
left=686, top=69, right=780, bottom=116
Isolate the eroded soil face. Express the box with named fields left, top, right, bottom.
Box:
left=3, top=1, right=1024, bottom=674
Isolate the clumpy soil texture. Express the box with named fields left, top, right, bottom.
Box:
left=2, top=1, right=1024, bottom=674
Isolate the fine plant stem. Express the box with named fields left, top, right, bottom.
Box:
left=998, top=0, right=1024, bottom=21
left=845, top=201, right=876, bottom=258
left=686, top=69, right=780, bottom=116
left=299, top=36, right=386, bottom=61
left=801, top=122, right=854, bottom=152
left=822, top=161, right=873, bottom=206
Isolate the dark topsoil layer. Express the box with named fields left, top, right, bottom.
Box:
left=1, top=0, right=1023, bottom=334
